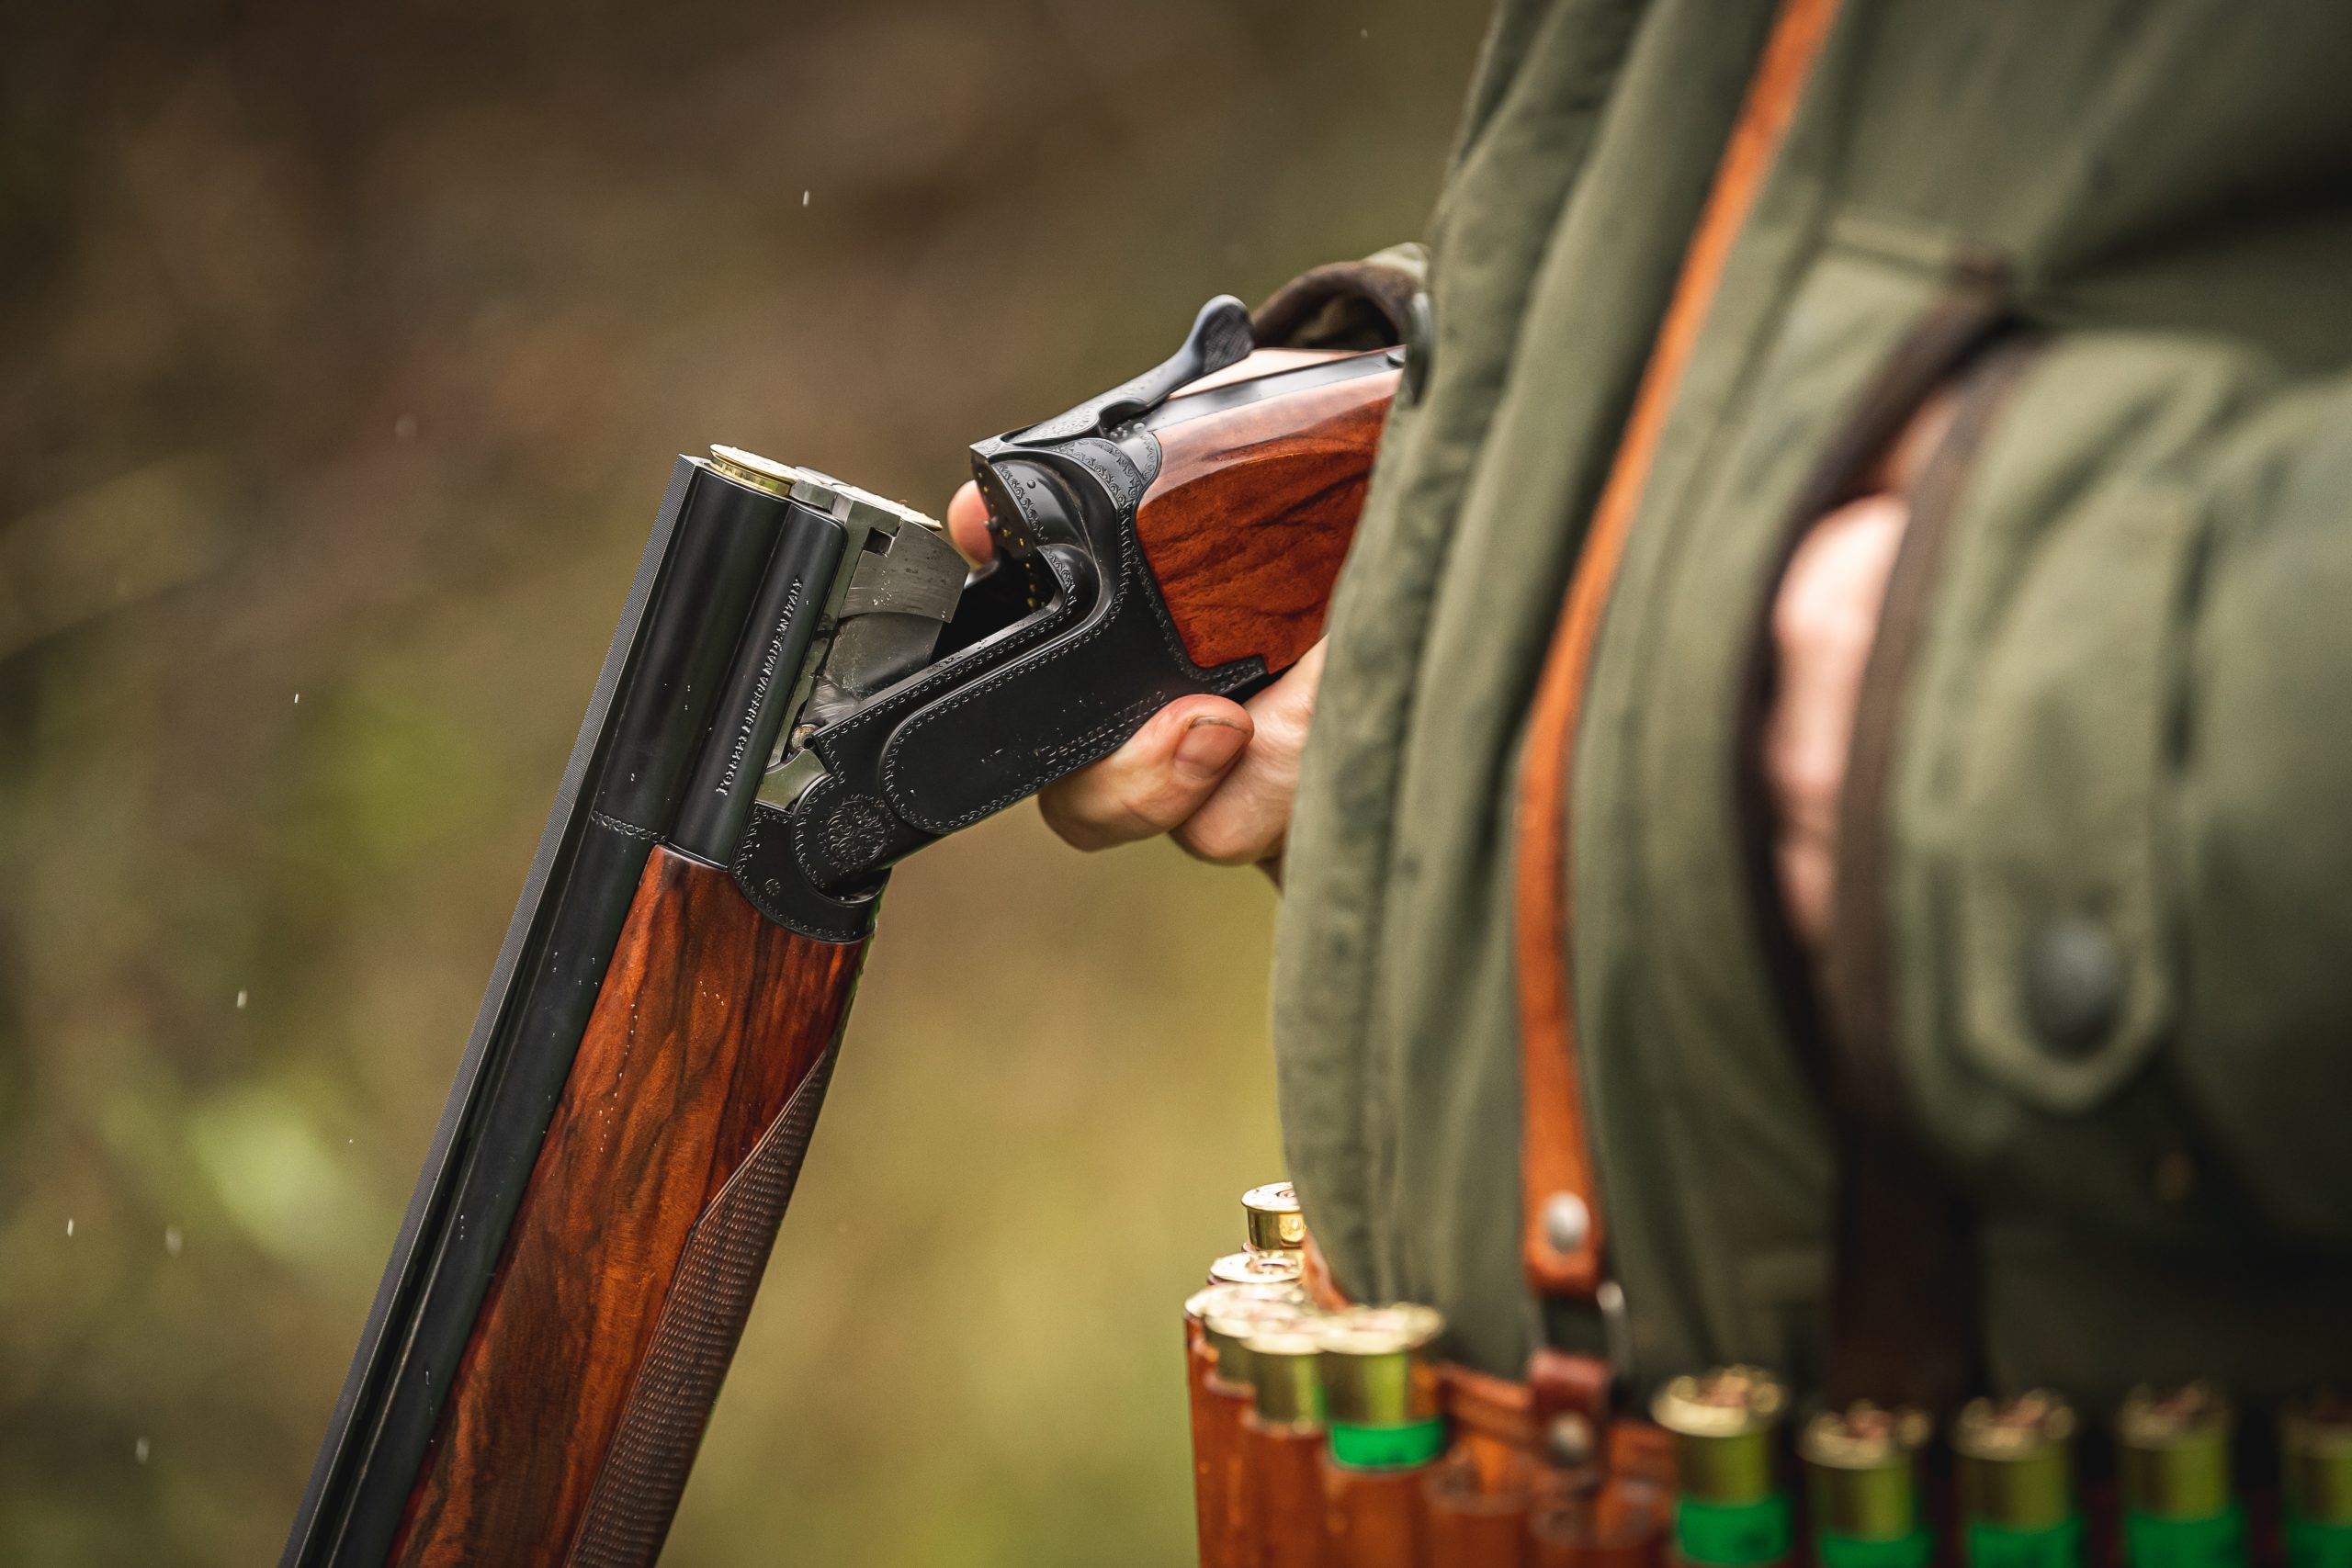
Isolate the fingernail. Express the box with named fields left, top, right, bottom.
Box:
left=1174, top=716, right=1248, bottom=776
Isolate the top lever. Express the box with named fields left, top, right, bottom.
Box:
left=1009, top=294, right=1254, bottom=446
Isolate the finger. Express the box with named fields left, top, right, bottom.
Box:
left=1765, top=492, right=1908, bottom=947
left=944, top=480, right=994, bottom=567
left=1173, top=640, right=1327, bottom=869
left=1036, top=695, right=1254, bottom=852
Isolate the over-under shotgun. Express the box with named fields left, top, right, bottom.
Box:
left=281, top=298, right=1399, bottom=1567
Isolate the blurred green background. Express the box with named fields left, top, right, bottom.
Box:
left=0, top=2, right=1484, bottom=1563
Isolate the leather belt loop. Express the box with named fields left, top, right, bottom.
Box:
left=1511, top=0, right=1849, bottom=1303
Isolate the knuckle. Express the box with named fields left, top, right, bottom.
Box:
left=1174, top=816, right=1266, bottom=868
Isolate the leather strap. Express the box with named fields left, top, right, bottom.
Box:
left=1512, top=0, right=1847, bottom=1301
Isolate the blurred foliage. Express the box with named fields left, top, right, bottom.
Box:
left=0, top=1, right=1484, bottom=1562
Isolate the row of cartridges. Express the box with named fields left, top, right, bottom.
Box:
left=1179, top=1182, right=2352, bottom=1568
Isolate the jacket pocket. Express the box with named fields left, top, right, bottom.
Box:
left=1882, top=331, right=2283, bottom=1202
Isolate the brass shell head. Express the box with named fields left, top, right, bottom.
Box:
left=1199, top=1296, right=1313, bottom=1391
left=1801, top=1404, right=1931, bottom=1541
left=707, top=446, right=804, bottom=497
left=1313, top=1303, right=1444, bottom=1427
left=1242, top=1182, right=1308, bottom=1252
left=1652, top=1367, right=1788, bottom=1506
left=1184, top=1281, right=1308, bottom=1324
left=2119, top=1383, right=2234, bottom=1521
left=1209, top=1249, right=1306, bottom=1288
left=1245, top=1326, right=1325, bottom=1427
left=1955, top=1392, right=2078, bottom=1530
left=2284, top=1396, right=2352, bottom=1526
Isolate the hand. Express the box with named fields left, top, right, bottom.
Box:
left=1763, top=389, right=1957, bottom=953
left=944, top=481, right=1322, bottom=880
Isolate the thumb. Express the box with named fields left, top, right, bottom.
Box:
left=1037, top=696, right=1254, bottom=852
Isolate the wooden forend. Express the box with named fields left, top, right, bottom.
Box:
left=390, top=847, right=865, bottom=1568
left=1135, top=360, right=1398, bottom=676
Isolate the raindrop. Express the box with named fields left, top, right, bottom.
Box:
left=135, top=1438, right=150, bottom=1464
left=294, top=693, right=301, bottom=705
left=65, top=1217, right=74, bottom=1236
left=164, top=1225, right=184, bottom=1258
left=802, top=190, right=811, bottom=208
left=236, top=989, right=249, bottom=1010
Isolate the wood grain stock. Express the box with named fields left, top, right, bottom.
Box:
left=1135, top=361, right=1397, bottom=675
left=390, top=847, right=865, bottom=1568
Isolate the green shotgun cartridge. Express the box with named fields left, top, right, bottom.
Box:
left=2283, top=1398, right=2352, bottom=1568
left=1210, top=1248, right=1306, bottom=1289
left=1195, top=1292, right=1314, bottom=1393
left=1244, top=1326, right=1325, bottom=1430
left=1801, top=1404, right=1934, bottom=1568
left=1654, top=1367, right=1792, bottom=1568
left=1242, top=1182, right=1308, bottom=1253
left=2118, top=1384, right=2245, bottom=1568
left=1314, top=1303, right=1446, bottom=1470
left=1956, top=1392, right=2083, bottom=1568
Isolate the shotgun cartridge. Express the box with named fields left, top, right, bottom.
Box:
left=1955, top=1392, right=2082, bottom=1568
left=1200, top=1297, right=1316, bottom=1393
left=1243, top=1326, right=1325, bottom=1430
left=1242, top=1182, right=1307, bottom=1253
left=1654, top=1367, right=1792, bottom=1568
left=1800, top=1404, right=1932, bottom=1568
left=2118, top=1383, right=2245, bottom=1568
left=2284, top=1398, right=2352, bottom=1568
left=1211, top=1248, right=1306, bottom=1288
left=1314, top=1303, right=1446, bottom=1470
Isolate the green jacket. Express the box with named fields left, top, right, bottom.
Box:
left=1273, top=0, right=2352, bottom=1404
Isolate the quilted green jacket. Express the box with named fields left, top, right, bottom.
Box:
left=1272, top=0, right=2352, bottom=1404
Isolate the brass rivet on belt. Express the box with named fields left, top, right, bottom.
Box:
left=1955, top=1391, right=2078, bottom=1531
left=1542, top=1191, right=1589, bottom=1254
left=1653, top=1366, right=1787, bottom=1506
left=1546, top=1411, right=1596, bottom=1469
left=1242, top=1182, right=1308, bottom=1252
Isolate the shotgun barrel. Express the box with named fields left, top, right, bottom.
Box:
left=283, top=300, right=1401, bottom=1567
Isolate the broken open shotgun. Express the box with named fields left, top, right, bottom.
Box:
left=281, top=298, right=1400, bottom=1568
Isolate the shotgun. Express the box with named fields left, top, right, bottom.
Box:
left=281, top=296, right=1401, bottom=1568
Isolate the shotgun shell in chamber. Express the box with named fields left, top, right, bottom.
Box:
left=1244, top=1326, right=1325, bottom=1429
left=707, top=445, right=805, bottom=497
left=1654, top=1367, right=1792, bottom=1567
left=2284, top=1397, right=2352, bottom=1562
left=1800, top=1404, right=1932, bottom=1568
left=1210, top=1248, right=1306, bottom=1288
left=1242, top=1182, right=1307, bottom=1253
left=1956, top=1392, right=2082, bottom=1568
left=1314, top=1303, right=1445, bottom=1470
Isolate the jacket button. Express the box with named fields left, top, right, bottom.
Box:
left=1543, top=1191, right=1590, bottom=1254
left=2023, top=913, right=2123, bottom=1057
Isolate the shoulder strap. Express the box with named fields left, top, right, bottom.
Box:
left=1512, top=0, right=1848, bottom=1303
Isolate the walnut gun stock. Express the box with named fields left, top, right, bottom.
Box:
left=281, top=298, right=1400, bottom=1568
